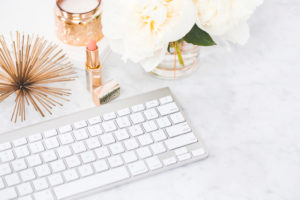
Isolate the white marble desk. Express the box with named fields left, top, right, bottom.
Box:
left=0, top=0, right=299, bottom=199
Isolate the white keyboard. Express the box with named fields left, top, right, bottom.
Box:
left=0, top=88, right=208, bottom=200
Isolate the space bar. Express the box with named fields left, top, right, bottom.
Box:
left=54, top=166, right=130, bottom=199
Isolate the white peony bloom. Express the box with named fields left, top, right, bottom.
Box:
left=102, top=0, right=197, bottom=71
left=193, top=0, right=263, bottom=45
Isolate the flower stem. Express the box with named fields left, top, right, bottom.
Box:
left=174, top=41, right=184, bottom=66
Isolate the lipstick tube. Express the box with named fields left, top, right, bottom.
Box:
left=86, top=40, right=102, bottom=92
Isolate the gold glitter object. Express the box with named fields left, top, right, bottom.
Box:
left=55, top=0, right=103, bottom=46
left=0, top=32, right=77, bottom=122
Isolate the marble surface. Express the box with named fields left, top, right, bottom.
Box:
left=1, top=0, right=300, bottom=199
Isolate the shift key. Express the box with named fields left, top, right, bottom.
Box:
left=157, top=103, right=179, bottom=116
left=165, top=133, right=198, bottom=150
left=166, top=122, right=191, bottom=137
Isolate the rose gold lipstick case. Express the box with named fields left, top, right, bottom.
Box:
left=86, top=47, right=102, bottom=92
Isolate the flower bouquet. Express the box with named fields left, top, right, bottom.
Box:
left=101, top=0, right=262, bottom=78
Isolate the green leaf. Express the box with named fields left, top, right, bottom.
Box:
left=183, top=25, right=216, bottom=46
left=167, top=42, right=173, bottom=53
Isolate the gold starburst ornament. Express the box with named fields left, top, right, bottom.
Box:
left=0, top=32, right=76, bottom=122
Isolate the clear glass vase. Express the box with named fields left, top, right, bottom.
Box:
left=150, top=42, right=200, bottom=79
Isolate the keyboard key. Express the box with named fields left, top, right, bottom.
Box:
left=128, top=160, right=148, bottom=176
left=11, top=158, right=27, bottom=171
left=166, top=122, right=191, bottom=137
left=114, top=129, right=130, bottom=141
left=128, top=125, right=144, bottom=136
left=80, top=151, right=96, bottom=163
left=54, top=167, right=130, bottom=200
left=123, top=138, right=139, bottom=150
left=0, top=181, right=5, bottom=190
left=131, top=104, right=145, bottom=112
left=73, top=129, right=89, bottom=141
left=142, top=120, right=158, bottom=132
left=13, top=137, right=27, bottom=147
left=57, top=146, right=72, bottom=158
left=72, top=141, right=89, bottom=156
left=100, top=133, right=115, bottom=145
left=58, top=125, right=72, bottom=134
left=174, top=147, right=188, bottom=156
left=151, top=130, right=167, bottom=142
left=108, top=155, right=123, bottom=168
left=192, top=148, right=206, bottom=157
left=163, top=156, right=177, bottom=166
left=0, top=142, right=12, bottom=151
left=136, top=146, right=152, bottom=159
left=17, top=182, right=33, bottom=196
left=44, top=129, right=58, bottom=137
left=0, top=187, right=17, bottom=199
left=29, top=141, right=45, bottom=154
left=116, top=116, right=131, bottom=128
left=14, top=145, right=30, bottom=158
left=95, top=147, right=110, bottom=159
left=42, top=150, right=57, bottom=163
left=65, top=155, right=81, bottom=168
left=156, top=117, right=171, bottom=128
left=86, top=137, right=101, bottom=149
left=144, top=108, right=159, bottom=120
left=5, top=173, right=21, bottom=186
left=59, top=133, right=74, bottom=145
left=0, top=163, right=12, bottom=176
left=145, top=99, right=159, bottom=108
left=0, top=149, right=15, bottom=162
left=27, top=154, right=42, bottom=167
left=109, top=142, right=125, bottom=155
left=138, top=134, right=153, bottom=146
left=50, top=160, right=66, bottom=173
left=159, top=95, right=173, bottom=104
left=177, top=153, right=192, bottom=161
left=122, top=151, right=138, bottom=163
left=0, top=176, right=4, bottom=189
left=33, top=178, right=49, bottom=191
left=130, top=112, right=145, bottom=124
left=170, top=112, right=185, bottom=124
left=34, top=189, right=54, bottom=200
left=102, top=120, right=117, bottom=132
left=44, top=137, right=59, bottom=149
left=88, top=116, right=102, bottom=125
left=87, top=124, right=103, bottom=136
left=145, top=156, right=162, bottom=170
left=35, top=164, right=51, bottom=177
left=20, top=169, right=36, bottom=182
left=157, top=102, right=179, bottom=116
left=73, top=120, right=87, bottom=129
left=18, top=196, right=33, bottom=200
left=48, top=173, right=64, bottom=186
left=28, top=133, right=42, bottom=142
left=165, top=133, right=197, bottom=150
left=103, top=112, right=116, bottom=120
left=63, top=169, right=79, bottom=182
left=78, top=164, right=94, bottom=177
left=93, top=160, right=108, bottom=172
left=150, top=142, right=166, bottom=155
left=117, top=108, right=130, bottom=116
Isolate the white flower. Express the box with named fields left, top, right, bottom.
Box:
left=193, top=0, right=263, bottom=45
left=102, top=0, right=197, bottom=71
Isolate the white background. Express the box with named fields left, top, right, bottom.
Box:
left=0, top=0, right=300, bottom=199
